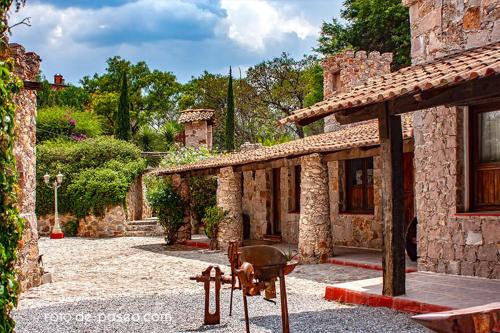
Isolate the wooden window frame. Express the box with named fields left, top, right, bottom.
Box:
left=469, top=103, right=500, bottom=212
left=343, top=157, right=374, bottom=214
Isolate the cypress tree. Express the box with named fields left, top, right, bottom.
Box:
left=115, top=71, right=131, bottom=141
left=225, top=66, right=235, bottom=151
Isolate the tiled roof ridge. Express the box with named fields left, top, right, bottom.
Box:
left=282, top=41, right=500, bottom=124
left=149, top=114, right=413, bottom=176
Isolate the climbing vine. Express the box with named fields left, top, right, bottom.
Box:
left=1, top=2, right=27, bottom=331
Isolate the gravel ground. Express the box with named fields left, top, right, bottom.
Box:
left=13, top=237, right=430, bottom=333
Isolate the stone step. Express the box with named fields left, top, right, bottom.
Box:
left=125, top=224, right=160, bottom=232
left=124, top=230, right=164, bottom=237
left=127, top=220, right=158, bottom=226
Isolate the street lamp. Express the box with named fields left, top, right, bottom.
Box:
left=44, top=172, right=64, bottom=239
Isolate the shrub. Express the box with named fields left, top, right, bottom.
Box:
left=36, top=106, right=103, bottom=143
left=62, top=220, right=79, bottom=237
left=146, top=178, right=185, bottom=244
left=202, top=206, right=227, bottom=248
left=0, top=55, right=24, bottom=333
left=160, top=146, right=219, bottom=168
left=189, top=176, right=217, bottom=225
left=36, top=137, right=146, bottom=218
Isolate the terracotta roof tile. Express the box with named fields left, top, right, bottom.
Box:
left=278, top=41, right=500, bottom=126
left=149, top=115, right=413, bottom=176
left=178, top=109, right=215, bottom=123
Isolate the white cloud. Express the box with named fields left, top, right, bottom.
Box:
left=218, top=0, right=318, bottom=51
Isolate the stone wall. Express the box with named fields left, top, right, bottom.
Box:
left=327, top=157, right=383, bottom=249
left=10, top=43, right=42, bottom=291
left=242, top=169, right=269, bottom=240
left=404, top=0, right=500, bottom=278
left=280, top=167, right=300, bottom=244
left=216, top=166, right=243, bottom=248
left=78, top=205, right=128, bottom=237
left=298, top=154, right=333, bottom=263
left=323, top=50, right=392, bottom=132
left=185, top=120, right=211, bottom=150
left=403, top=0, right=500, bottom=64
left=38, top=175, right=154, bottom=238
left=413, top=107, right=499, bottom=278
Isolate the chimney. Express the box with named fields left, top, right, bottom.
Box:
left=322, top=50, right=392, bottom=133
left=54, top=74, right=64, bottom=85
left=178, top=109, right=215, bottom=150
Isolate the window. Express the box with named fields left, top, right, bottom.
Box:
left=288, top=165, right=301, bottom=213
left=344, top=157, right=374, bottom=213
left=470, top=106, right=500, bottom=211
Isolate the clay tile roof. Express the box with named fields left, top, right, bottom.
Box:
left=178, top=109, right=215, bottom=124
left=148, top=115, right=413, bottom=176
left=278, top=41, right=500, bottom=126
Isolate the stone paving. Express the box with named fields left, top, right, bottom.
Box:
left=14, top=237, right=429, bottom=332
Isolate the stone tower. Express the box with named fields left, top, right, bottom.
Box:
left=323, top=50, right=393, bottom=133
left=403, top=0, right=499, bottom=65
left=178, top=109, right=215, bottom=150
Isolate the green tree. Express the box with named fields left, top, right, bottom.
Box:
left=36, top=77, right=90, bottom=111
left=224, top=67, right=235, bottom=151
left=81, top=56, right=181, bottom=135
left=314, top=0, right=411, bottom=69
left=246, top=53, right=323, bottom=138
left=115, top=71, right=131, bottom=141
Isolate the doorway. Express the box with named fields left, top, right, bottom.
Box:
left=268, top=168, right=282, bottom=236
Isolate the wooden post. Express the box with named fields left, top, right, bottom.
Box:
left=378, top=103, right=405, bottom=296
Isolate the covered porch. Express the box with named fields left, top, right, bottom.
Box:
left=149, top=118, right=415, bottom=264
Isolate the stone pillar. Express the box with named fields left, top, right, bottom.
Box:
left=172, top=174, right=191, bottom=242
left=216, top=166, right=243, bottom=248
left=9, top=43, right=42, bottom=290
left=298, top=154, right=333, bottom=263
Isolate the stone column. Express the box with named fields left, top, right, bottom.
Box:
left=298, top=153, right=333, bottom=263
left=216, top=166, right=243, bottom=249
left=172, top=174, right=191, bottom=242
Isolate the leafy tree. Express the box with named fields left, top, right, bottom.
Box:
left=246, top=53, right=323, bottom=138
left=36, top=77, right=90, bottom=111
left=81, top=56, right=181, bottom=135
left=115, top=71, right=131, bottom=141
left=224, top=67, right=235, bottom=151
left=314, top=0, right=411, bottom=69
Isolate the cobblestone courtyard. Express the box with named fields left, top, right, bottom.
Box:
left=14, top=237, right=429, bottom=332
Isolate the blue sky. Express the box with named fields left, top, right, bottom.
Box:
left=10, top=0, right=342, bottom=84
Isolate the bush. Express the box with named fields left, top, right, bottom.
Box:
left=202, top=205, right=227, bottom=246
left=189, top=176, right=217, bottom=225
left=146, top=178, right=186, bottom=244
left=37, top=106, right=103, bottom=143
left=62, top=220, right=79, bottom=237
left=160, top=146, right=219, bottom=167
left=36, top=137, right=146, bottom=218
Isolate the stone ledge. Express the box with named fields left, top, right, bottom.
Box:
left=327, top=258, right=417, bottom=273
left=325, top=287, right=453, bottom=314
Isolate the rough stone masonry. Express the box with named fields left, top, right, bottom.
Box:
left=403, top=0, right=500, bottom=278
left=9, top=43, right=43, bottom=290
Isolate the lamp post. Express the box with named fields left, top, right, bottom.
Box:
left=44, top=172, right=64, bottom=239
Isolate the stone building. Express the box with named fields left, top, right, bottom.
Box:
left=8, top=43, right=43, bottom=290
left=403, top=0, right=500, bottom=278
left=151, top=2, right=499, bottom=280
left=277, top=3, right=499, bottom=280
left=178, top=109, right=215, bottom=150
